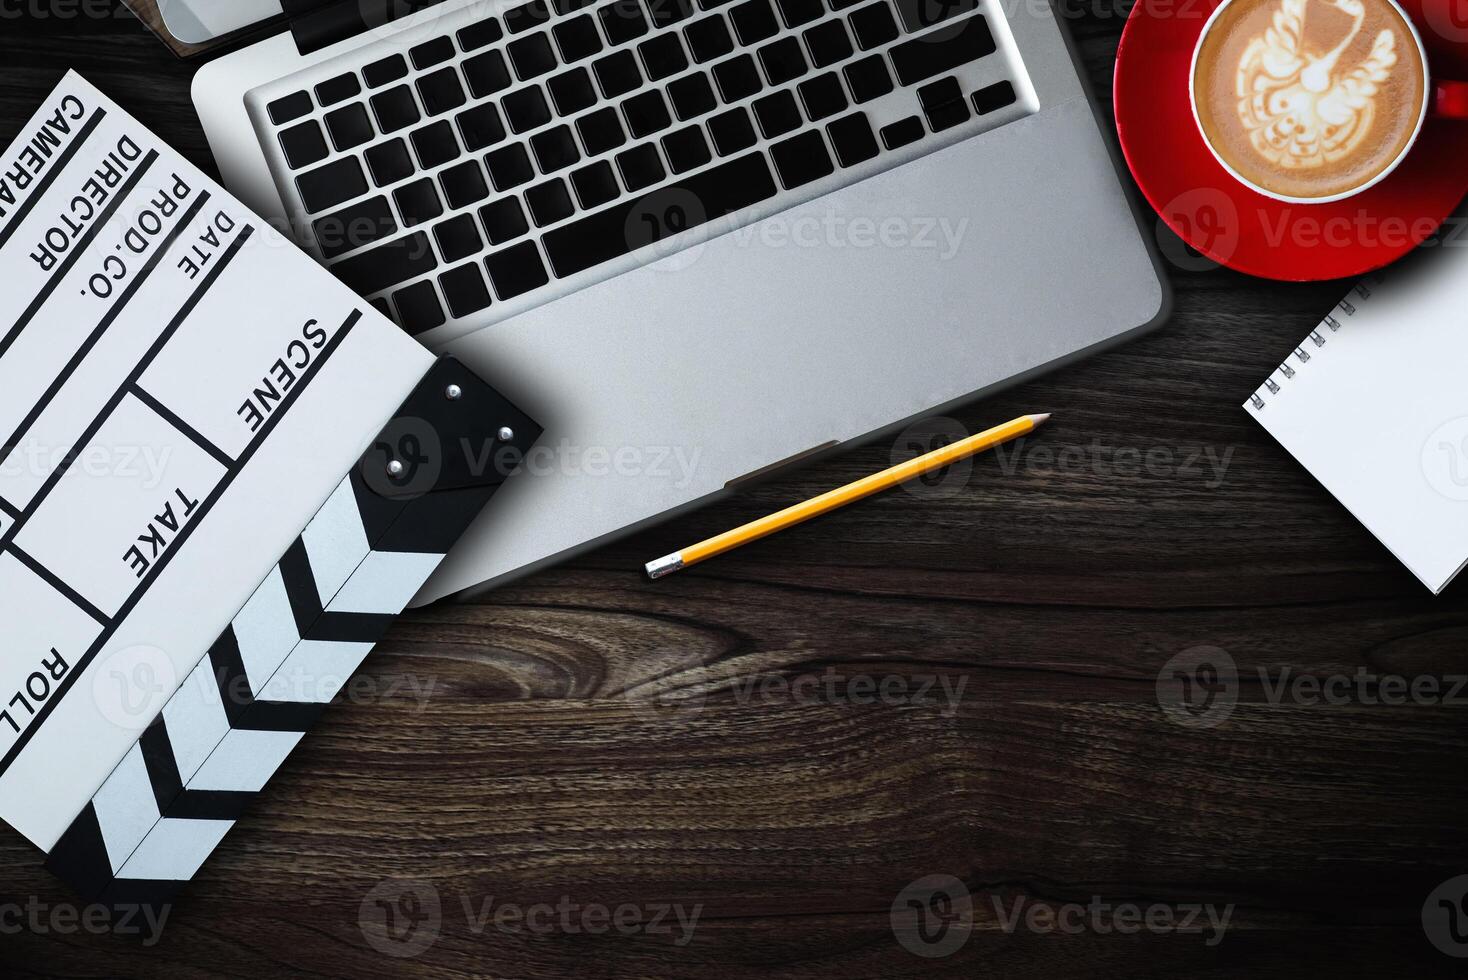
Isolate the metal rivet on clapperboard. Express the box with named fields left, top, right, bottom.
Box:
left=498, top=426, right=514, bottom=441
left=445, top=384, right=462, bottom=400
left=387, top=459, right=405, bottom=476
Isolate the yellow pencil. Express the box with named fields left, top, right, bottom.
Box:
left=645, top=413, right=1051, bottom=579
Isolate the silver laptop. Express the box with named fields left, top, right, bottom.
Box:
left=182, top=0, right=1167, bottom=605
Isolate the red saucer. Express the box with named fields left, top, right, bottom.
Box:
left=1114, top=0, right=1468, bottom=281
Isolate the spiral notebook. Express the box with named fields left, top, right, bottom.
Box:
left=1246, top=250, right=1468, bottom=593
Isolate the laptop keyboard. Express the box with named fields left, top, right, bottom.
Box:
left=257, top=0, right=1032, bottom=337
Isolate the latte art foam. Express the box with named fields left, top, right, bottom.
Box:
left=1194, top=0, right=1425, bottom=200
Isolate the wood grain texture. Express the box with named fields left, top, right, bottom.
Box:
left=3, top=2, right=1468, bottom=976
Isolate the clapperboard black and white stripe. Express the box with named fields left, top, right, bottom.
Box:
left=46, top=357, right=541, bottom=911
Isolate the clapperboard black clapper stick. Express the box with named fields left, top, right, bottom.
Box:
left=45, top=355, right=541, bottom=917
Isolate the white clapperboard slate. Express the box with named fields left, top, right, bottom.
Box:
left=0, top=74, right=540, bottom=911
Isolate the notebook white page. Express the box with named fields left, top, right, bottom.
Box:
left=1246, top=247, right=1468, bottom=593
left=0, top=73, right=435, bottom=848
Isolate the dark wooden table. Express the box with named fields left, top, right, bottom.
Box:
left=4, top=2, right=1468, bottom=976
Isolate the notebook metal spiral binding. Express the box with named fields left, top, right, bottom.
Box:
left=1248, top=278, right=1377, bottom=411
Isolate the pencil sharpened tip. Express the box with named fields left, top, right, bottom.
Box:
left=1027, top=413, right=1052, bottom=426
left=645, top=553, right=685, bottom=579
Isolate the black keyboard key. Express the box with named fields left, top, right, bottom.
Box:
left=889, top=12, right=994, bottom=84
left=917, top=76, right=960, bottom=111
left=615, top=142, right=665, bottom=191
left=394, top=178, right=445, bottom=226
left=365, top=138, right=415, bottom=186
left=363, top=55, right=408, bottom=88
left=464, top=50, right=513, bottom=98
left=333, top=231, right=438, bottom=293
left=972, top=78, right=1016, bottom=114
left=457, top=103, right=507, bottom=152
left=707, top=106, right=756, bottom=154
left=485, top=144, right=536, bottom=189
left=505, top=0, right=552, bottom=33
left=685, top=15, right=734, bottom=63
left=316, top=73, right=361, bottom=107
left=803, top=20, right=852, bottom=67
left=592, top=50, right=643, bottom=98
left=297, top=157, right=368, bottom=214
left=661, top=125, right=711, bottom=172
left=600, top=0, right=651, bottom=43
left=577, top=107, right=628, bottom=154
left=410, top=36, right=455, bottom=70
left=842, top=53, right=892, bottom=102
left=509, top=32, right=559, bottom=80
left=439, top=263, right=494, bottom=317
left=371, top=86, right=421, bottom=133
left=774, top=0, right=823, bottom=26
left=729, top=0, right=778, bottom=43
left=713, top=54, right=762, bottom=102
left=925, top=96, right=969, bottom=131
left=553, top=14, right=604, bottom=62
left=647, top=0, right=695, bottom=26
left=479, top=197, right=530, bottom=244
left=531, top=124, right=582, bottom=172
left=892, top=0, right=977, bottom=33
left=757, top=36, right=806, bottom=85
left=829, top=0, right=864, bottom=9
left=313, top=195, right=398, bottom=259
left=485, top=241, right=551, bottom=297
left=622, top=90, right=673, bottom=137
left=570, top=159, right=620, bottom=208
left=543, top=151, right=776, bottom=276
left=849, top=1, right=898, bottom=49
left=434, top=213, right=484, bottom=262
left=879, top=113, right=923, bottom=148
left=268, top=92, right=311, bottom=127
left=503, top=85, right=553, bottom=132
left=638, top=32, right=689, bottom=80
left=325, top=103, right=374, bottom=151
left=393, top=280, right=446, bottom=334
left=279, top=121, right=328, bottom=169
left=411, top=120, right=461, bottom=168
left=826, top=110, right=877, bottom=165
left=769, top=129, right=833, bottom=188
left=667, top=71, right=717, bottom=120
left=418, top=68, right=468, bottom=116
left=752, top=89, right=801, bottom=137
left=458, top=17, right=505, bottom=51
left=371, top=296, right=393, bottom=320
left=556, top=0, right=597, bottom=12
left=441, top=160, right=490, bottom=207
left=548, top=68, right=599, bottom=114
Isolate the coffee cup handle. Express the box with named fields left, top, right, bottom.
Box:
left=1434, top=80, right=1468, bottom=119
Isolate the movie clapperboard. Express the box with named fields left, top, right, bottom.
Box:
left=0, top=74, right=540, bottom=914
